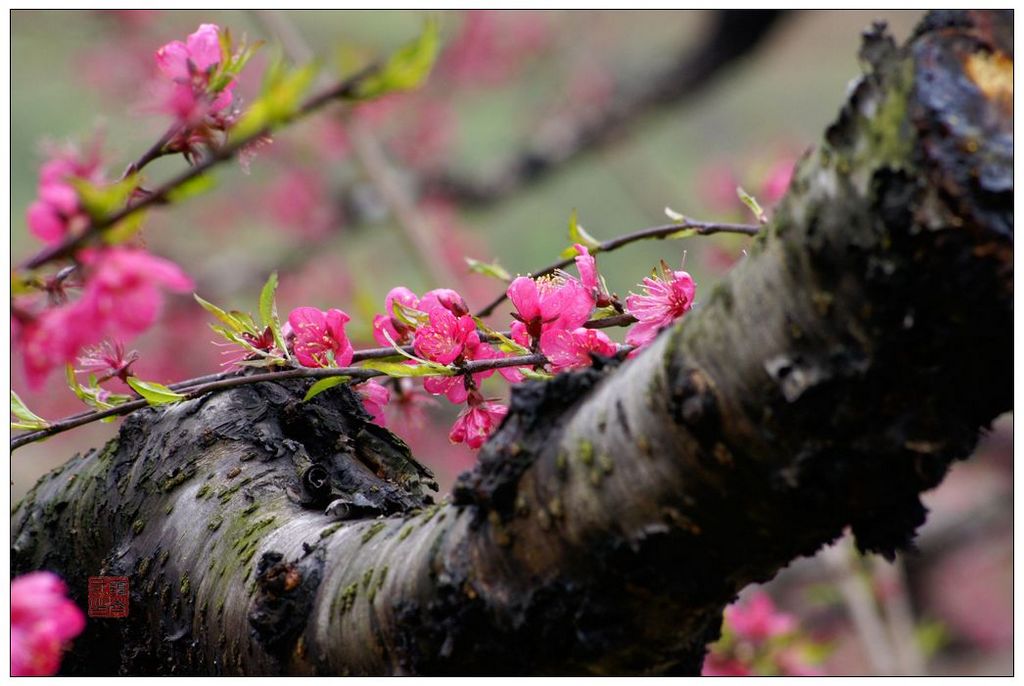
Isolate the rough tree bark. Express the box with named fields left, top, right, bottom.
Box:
left=12, top=10, right=1012, bottom=676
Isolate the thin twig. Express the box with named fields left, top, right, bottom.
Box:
left=475, top=218, right=760, bottom=317
left=11, top=352, right=551, bottom=451
left=18, top=60, right=380, bottom=272
left=821, top=536, right=898, bottom=675
left=871, top=555, right=928, bottom=675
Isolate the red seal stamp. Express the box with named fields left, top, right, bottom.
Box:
left=87, top=576, right=130, bottom=618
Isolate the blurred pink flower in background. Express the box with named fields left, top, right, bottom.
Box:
left=725, top=591, right=797, bottom=642
left=78, top=247, right=195, bottom=342
left=154, top=23, right=234, bottom=124
left=267, top=169, right=339, bottom=241
left=11, top=571, right=86, bottom=676
left=26, top=141, right=105, bottom=245
left=439, top=10, right=550, bottom=87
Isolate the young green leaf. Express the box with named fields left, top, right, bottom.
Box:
left=303, top=376, right=350, bottom=402
left=128, top=378, right=186, bottom=406
left=391, top=300, right=429, bottom=330
left=465, top=258, right=511, bottom=282
left=520, top=368, right=554, bottom=381
left=559, top=209, right=602, bottom=258
left=194, top=294, right=259, bottom=335
left=165, top=174, right=216, bottom=203
left=360, top=359, right=451, bottom=378
left=11, top=390, right=49, bottom=430
left=353, top=18, right=440, bottom=100
left=70, top=174, right=139, bottom=220
left=258, top=271, right=289, bottom=359
left=664, top=206, right=686, bottom=223
left=101, top=209, right=148, bottom=245
left=737, top=187, right=768, bottom=224
left=471, top=316, right=530, bottom=355
left=11, top=271, right=39, bottom=296
left=232, top=60, right=318, bottom=141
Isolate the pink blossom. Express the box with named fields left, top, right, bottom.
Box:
left=16, top=305, right=91, bottom=390
left=573, top=243, right=615, bottom=307
left=420, top=288, right=469, bottom=317
left=355, top=380, right=390, bottom=426
left=288, top=307, right=353, bottom=368
left=373, top=286, right=421, bottom=346
left=155, top=23, right=222, bottom=80
left=624, top=266, right=696, bottom=349
left=776, top=650, right=825, bottom=676
left=701, top=654, right=753, bottom=677
left=11, top=571, right=86, bottom=676
left=26, top=143, right=105, bottom=245
left=724, top=592, right=796, bottom=643
left=539, top=327, right=617, bottom=372
left=449, top=400, right=508, bottom=449
left=152, top=24, right=239, bottom=159
left=76, top=340, right=139, bottom=383
left=507, top=274, right=593, bottom=340
left=422, top=338, right=502, bottom=403
left=413, top=306, right=477, bottom=366
left=78, top=247, right=195, bottom=342
left=573, top=244, right=599, bottom=294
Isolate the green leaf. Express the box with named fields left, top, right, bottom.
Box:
left=70, top=174, right=139, bottom=220
left=391, top=300, right=429, bottom=329
left=915, top=619, right=949, bottom=657
left=520, top=368, right=554, bottom=381
left=664, top=226, right=699, bottom=240
left=101, top=209, right=148, bottom=245
left=472, top=316, right=530, bottom=355
left=465, top=257, right=511, bottom=282
left=737, top=186, right=768, bottom=224
left=353, top=18, right=440, bottom=100
left=360, top=359, right=451, bottom=378
left=11, top=390, right=49, bottom=429
left=559, top=209, right=602, bottom=258
left=258, top=271, right=289, bottom=358
left=194, top=294, right=259, bottom=335
left=127, top=378, right=186, bottom=406
left=303, top=376, right=350, bottom=401
left=661, top=206, right=700, bottom=238
left=165, top=174, right=216, bottom=203
left=232, top=59, right=318, bottom=142
left=11, top=271, right=39, bottom=296
left=258, top=271, right=277, bottom=329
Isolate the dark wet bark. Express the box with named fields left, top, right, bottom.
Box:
left=12, top=11, right=1011, bottom=675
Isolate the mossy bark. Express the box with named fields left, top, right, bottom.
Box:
left=12, top=11, right=1011, bottom=676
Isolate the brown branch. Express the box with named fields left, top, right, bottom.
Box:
left=18, top=61, right=381, bottom=272
left=476, top=218, right=759, bottom=316
left=10, top=352, right=548, bottom=451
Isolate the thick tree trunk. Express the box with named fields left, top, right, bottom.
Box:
left=12, top=11, right=1011, bottom=676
